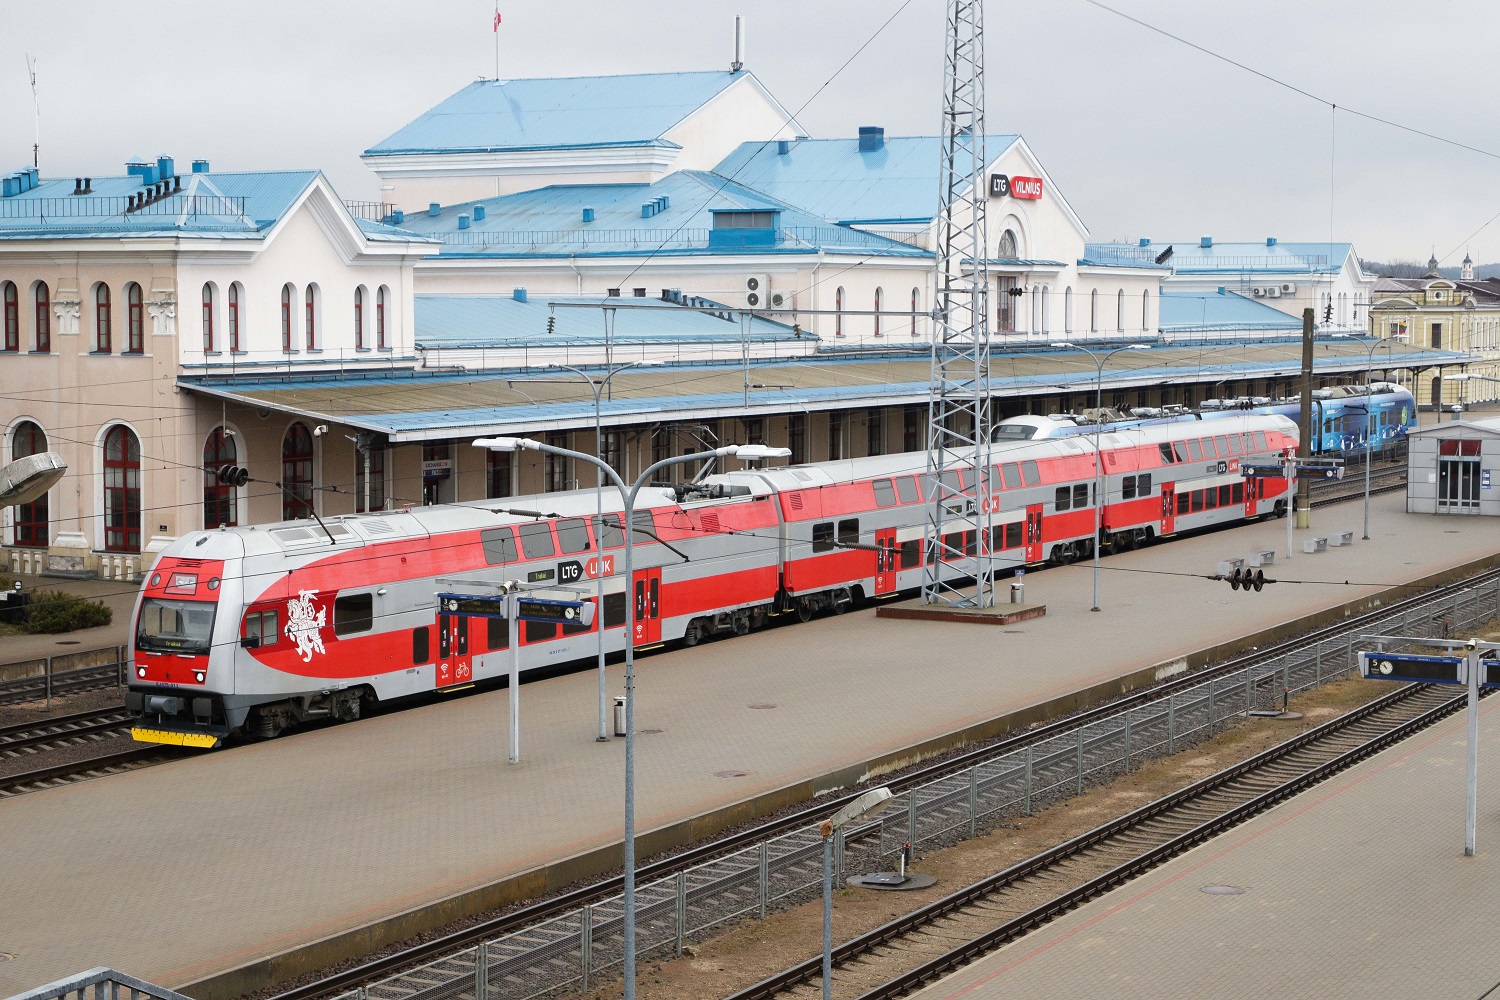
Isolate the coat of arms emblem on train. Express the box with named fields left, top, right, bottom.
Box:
left=285, top=589, right=327, bottom=662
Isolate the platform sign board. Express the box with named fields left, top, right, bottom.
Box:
left=1359, top=651, right=1466, bottom=685
left=1483, top=660, right=1500, bottom=689
left=437, top=593, right=594, bottom=627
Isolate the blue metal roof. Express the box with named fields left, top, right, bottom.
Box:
left=391, top=170, right=927, bottom=258
left=1158, top=288, right=1303, bottom=333
left=711, top=135, right=1019, bottom=225
left=364, top=71, right=747, bottom=156
left=1087, top=240, right=1355, bottom=275
left=416, top=295, right=812, bottom=348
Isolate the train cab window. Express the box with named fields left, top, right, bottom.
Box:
left=334, top=593, right=374, bottom=636
left=1253, top=431, right=1268, bottom=452
left=603, top=592, right=627, bottom=628
left=895, top=476, right=920, bottom=504
left=1001, top=463, right=1021, bottom=489
left=525, top=620, right=558, bottom=643
left=838, top=519, right=860, bottom=547
left=517, top=521, right=556, bottom=559
left=1122, top=475, right=1137, bottom=500
left=243, top=609, right=279, bottom=648
left=481, top=527, right=518, bottom=565
left=812, top=522, right=835, bottom=552
left=1137, top=473, right=1152, bottom=495
left=1177, top=493, right=1190, bottom=515
left=487, top=615, right=510, bottom=650
left=900, top=538, right=920, bottom=568
left=1159, top=443, right=1176, bottom=464
left=1055, top=486, right=1071, bottom=511
left=1072, top=484, right=1089, bottom=508
left=1004, top=521, right=1023, bottom=548
left=555, top=518, right=592, bottom=555
left=412, top=626, right=430, bottom=663
left=1021, top=461, right=1040, bottom=485
left=595, top=514, right=625, bottom=548
left=872, top=479, right=898, bottom=508
left=1187, top=439, right=1204, bottom=462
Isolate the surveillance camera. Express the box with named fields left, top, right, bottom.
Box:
left=313, top=425, right=328, bottom=437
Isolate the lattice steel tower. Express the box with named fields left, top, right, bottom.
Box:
left=922, top=0, right=994, bottom=608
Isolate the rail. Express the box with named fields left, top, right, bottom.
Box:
left=0, top=646, right=127, bottom=708
left=308, top=573, right=1500, bottom=1000
left=4, top=967, right=193, bottom=1000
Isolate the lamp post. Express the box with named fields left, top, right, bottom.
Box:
left=818, top=787, right=893, bottom=1000
left=509, top=360, right=662, bottom=742
left=471, top=437, right=790, bottom=1000
left=1358, top=336, right=1407, bottom=539
left=1049, top=342, right=1151, bottom=611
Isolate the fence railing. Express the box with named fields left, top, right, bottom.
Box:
left=330, top=576, right=1500, bottom=1000
left=0, top=194, right=248, bottom=221
left=4, top=967, right=193, bottom=1000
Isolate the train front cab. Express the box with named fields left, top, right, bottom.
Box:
left=127, top=552, right=238, bottom=749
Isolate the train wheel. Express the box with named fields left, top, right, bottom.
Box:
left=796, top=600, right=814, bottom=623
left=682, top=621, right=703, bottom=647
left=1274, top=499, right=1288, bottom=518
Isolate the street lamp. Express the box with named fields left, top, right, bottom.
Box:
left=1049, top=342, right=1152, bottom=611
left=471, top=436, right=790, bottom=1000
left=509, top=359, right=663, bottom=742
left=818, top=787, right=893, bottom=1000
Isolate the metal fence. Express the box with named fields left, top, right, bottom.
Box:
left=4, top=967, right=193, bottom=1000
left=334, top=577, right=1500, bottom=1000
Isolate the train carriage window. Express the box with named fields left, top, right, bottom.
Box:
left=838, top=519, right=860, bottom=546
left=1055, top=486, right=1071, bottom=511
left=964, top=531, right=977, bottom=557
left=555, top=518, right=592, bottom=554
left=517, top=521, right=556, bottom=559
left=1159, top=443, right=1177, bottom=464
left=1231, top=482, right=1244, bottom=504
left=1215, top=436, right=1230, bottom=456
left=872, top=479, right=898, bottom=508
left=895, top=476, right=919, bottom=503
left=900, top=538, right=920, bottom=568
left=412, top=626, right=430, bottom=663
left=1173, top=442, right=1189, bottom=463
left=481, top=527, right=518, bottom=564
left=1187, top=439, right=1204, bottom=462
left=1225, top=435, right=1240, bottom=455
left=1121, top=475, right=1137, bottom=500
left=243, top=609, right=279, bottom=647
left=334, top=593, right=373, bottom=636
left=631, top=510, right=656, bottom=543
left=595, top=515, right=625, bottom=548
left=1021, top=461, right=1040, bottom=485
left=1138, top=473, right=1152, bottom=495
left=942, top=531, right=964, bottom=558
left=487, top=615, right=510, bottom=650
left=1191, top=490, right=1205, bottom=512
left=525, top=620, right=558, bottom=643
left=1001, top=463, right=1021, bottom=489
left=812, top=522, right=835, bottom=552
left=1004, top=522, right=1023, bottom=548
left=603, top=592, right=627, bottom=628
left=1218, top=485, right=1232, bottom=506
left=940, top=470, right=962, bottom=493
left=1241, top=433, right=1253, bottom=453
left=1177, top=493, right=1190, bottom=515
left=1072, top=484, right=1089, bottom=508
left=1253, top=431, right=1268, bottom=452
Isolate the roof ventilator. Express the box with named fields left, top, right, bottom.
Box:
left=582, top=207, right=595, bottom=223
left=473, top=205, right=485, bottom=221
left=857, top=126, right=884, bottom=152
left=457, top=214, right=470, bottom=230
left=428, top=202, right=441, bottom=217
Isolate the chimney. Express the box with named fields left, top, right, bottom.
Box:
left=512, top=287, right=528, bottom=302
left=1138, top=238, right=1150, bottom=247
left=428, top=202, right=441, bottom=217
left=191, top=159, right=210, bottom=173
left=1200, top=235, right=1213, bottom=248
left=473, top=205, right=486, bottom=221
left=1266, top=237, right=1277, bottom=246
left=858, top=126, right=885, bottom=152
left=730, top=14, right=744, bottom=72
left=777, top=139, right=791, bottom=155
left=156, top=155, right=175, bottom=180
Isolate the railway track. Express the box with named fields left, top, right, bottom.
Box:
left=0, top=707, right=133, bottom=757
left=732, top=682, right=1463, bottom=1000
left=266, top=565, right=1498, bottom=1000
left=1308, top=465, right=1406, bottom=506
left=0, top=660, right=124, bottom=707
left=0, top=744, right=170, bottom=798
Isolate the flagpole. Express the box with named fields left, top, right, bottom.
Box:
left=493, top=4, right=500, bottom=80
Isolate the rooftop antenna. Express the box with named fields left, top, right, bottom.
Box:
left=25, top=54, right=39, bottom=169
left=730, top=14, right=744, bottom=72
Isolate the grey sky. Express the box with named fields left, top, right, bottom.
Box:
left=3, top=1, right=1497, bottom=265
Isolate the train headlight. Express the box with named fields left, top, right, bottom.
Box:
left=137, top=666, right=147, bottom=678
left=194, top=671, right=206, bottom=683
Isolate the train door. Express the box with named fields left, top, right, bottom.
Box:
left=436, top=612, right=472, bottom=689
left=1160, top=484, right=1176, bottom=535
left=1243, top=476, right=1258, bottom=518
left=874, top=528, right=897, bottom=596
left=1023, top=504, right=1044, bottom=563
left=633, top=567, right=662, bottom=647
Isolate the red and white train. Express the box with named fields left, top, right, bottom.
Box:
left=128, top=413, right=1298, bottom=746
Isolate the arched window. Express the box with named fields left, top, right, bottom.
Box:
left=2, top=282, right=16, bottom=351
left=998, top=229, right=1018, bottom=259
left=910, top=287, right=920, bottom=337
left=227, top=283, right=241, bottom=353
left=873, top=287, right=883, bottom=337
left=304, top=284, right=319, bottom=350
left=1141, top=289, right=1150, bottom=330
left=103, top=425, right=141, bottom=552
left=376, top=286, right=388, bottom=349
left=282, top=422, right=314, bottom=520
left=281, top=283, right=295, bottom=351
left=94, top=283, right=111, bottom=353
left=12, top=421, right=48, bottom=547
left=125, top=283, right=143, bottom=354
left=33, top=282, right=50, bottom=352
left=203, top=428, right=237, bottom=528
left=1040, top=287, right=1050, bottom=334
left=835, top=286, right=844, bottom=338
left=1116, top=289, right=1125, bottom=332
left=354, top=286, right=366, bottom=350
left=1064, top=286, right=1073, bottom=333
left=1090, top=289, right=1098, bottom=332
left=201, top=283, right=216, bottom=352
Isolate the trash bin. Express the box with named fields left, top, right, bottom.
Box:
left=613, top=695, right=627, bottom=737
left=1010, top=581, right=1024, bottom=604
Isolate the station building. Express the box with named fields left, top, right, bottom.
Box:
left=1406, top=416, right=1500, bottom=515
left=1367, top=254, right=1500, bottom=409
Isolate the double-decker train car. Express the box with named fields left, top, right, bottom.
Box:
left=129, top=413, right=1297, bottom=747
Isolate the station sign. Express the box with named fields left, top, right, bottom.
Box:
left=988, top=174, right=1043, bottom=200
left=1359, top=651, right=1466, bottom=685
left=1485, top=660, right=1500, bottom=689
left=436, top=592, right=596, bottom=627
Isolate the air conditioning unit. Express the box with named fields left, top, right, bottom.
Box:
left=744, top=274, right=770, bottom=308
left=1266, top=286, right=1281, bottom=298
left=1251, top=286, right=1266, bottom=297
left=769, top=288, right=794, bottom=310
left=1280, top=283, right=1296, bottom=294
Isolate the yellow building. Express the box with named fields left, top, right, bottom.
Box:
left=1368, top=255, right=1500, bottom=408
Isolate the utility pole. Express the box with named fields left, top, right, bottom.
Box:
left=1297, top=307, right=1314, bottom=529
left=922, top=0, right=993, bottom=609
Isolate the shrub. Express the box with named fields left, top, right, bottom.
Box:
left=25, top=590, right=113, bottom=634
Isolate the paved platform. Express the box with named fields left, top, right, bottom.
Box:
left=908, top=693, right=1500, bottom=1000
left=1, top=493, right=1498, bottom=997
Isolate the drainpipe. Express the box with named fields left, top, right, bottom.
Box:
left=569, top=255, right=583, bottom=296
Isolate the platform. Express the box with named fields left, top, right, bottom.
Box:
left=874, top=599, right=1046, bottom=625
left=907, top=691, right=1500, bottom=1000
left=1, top=493, right=1498, bottom=997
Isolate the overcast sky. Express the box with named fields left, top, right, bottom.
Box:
left=4, top=0, right=1498, bottom=265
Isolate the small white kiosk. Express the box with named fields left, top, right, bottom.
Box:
left=1407, top=417, right=1500, bottom=515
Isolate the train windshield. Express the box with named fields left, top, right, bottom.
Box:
left=136, top=598, right=217, bottom=655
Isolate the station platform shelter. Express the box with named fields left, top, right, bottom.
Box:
left=1407, top=415, right=1500, bottom=515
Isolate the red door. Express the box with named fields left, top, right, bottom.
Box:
left=874, top=528, right=897, bottom=596
left=1244, top=476, right=1257, bottom=518
left=1161, top=485, right=1176, bottom=535
left=633, top=567, right=662, bottom=647
left=436, top=613, right=472, bottom=689
left=1024, top=504, right=1044, bottom=563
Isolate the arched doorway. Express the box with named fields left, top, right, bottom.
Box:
left=203, top=428, right=237, bottom=528
left=12, top=421, right=48, bottom=547
left=282, top=423, right=314, bottom=520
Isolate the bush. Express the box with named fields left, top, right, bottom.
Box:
left=24, top=590, right=113, bottom=634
